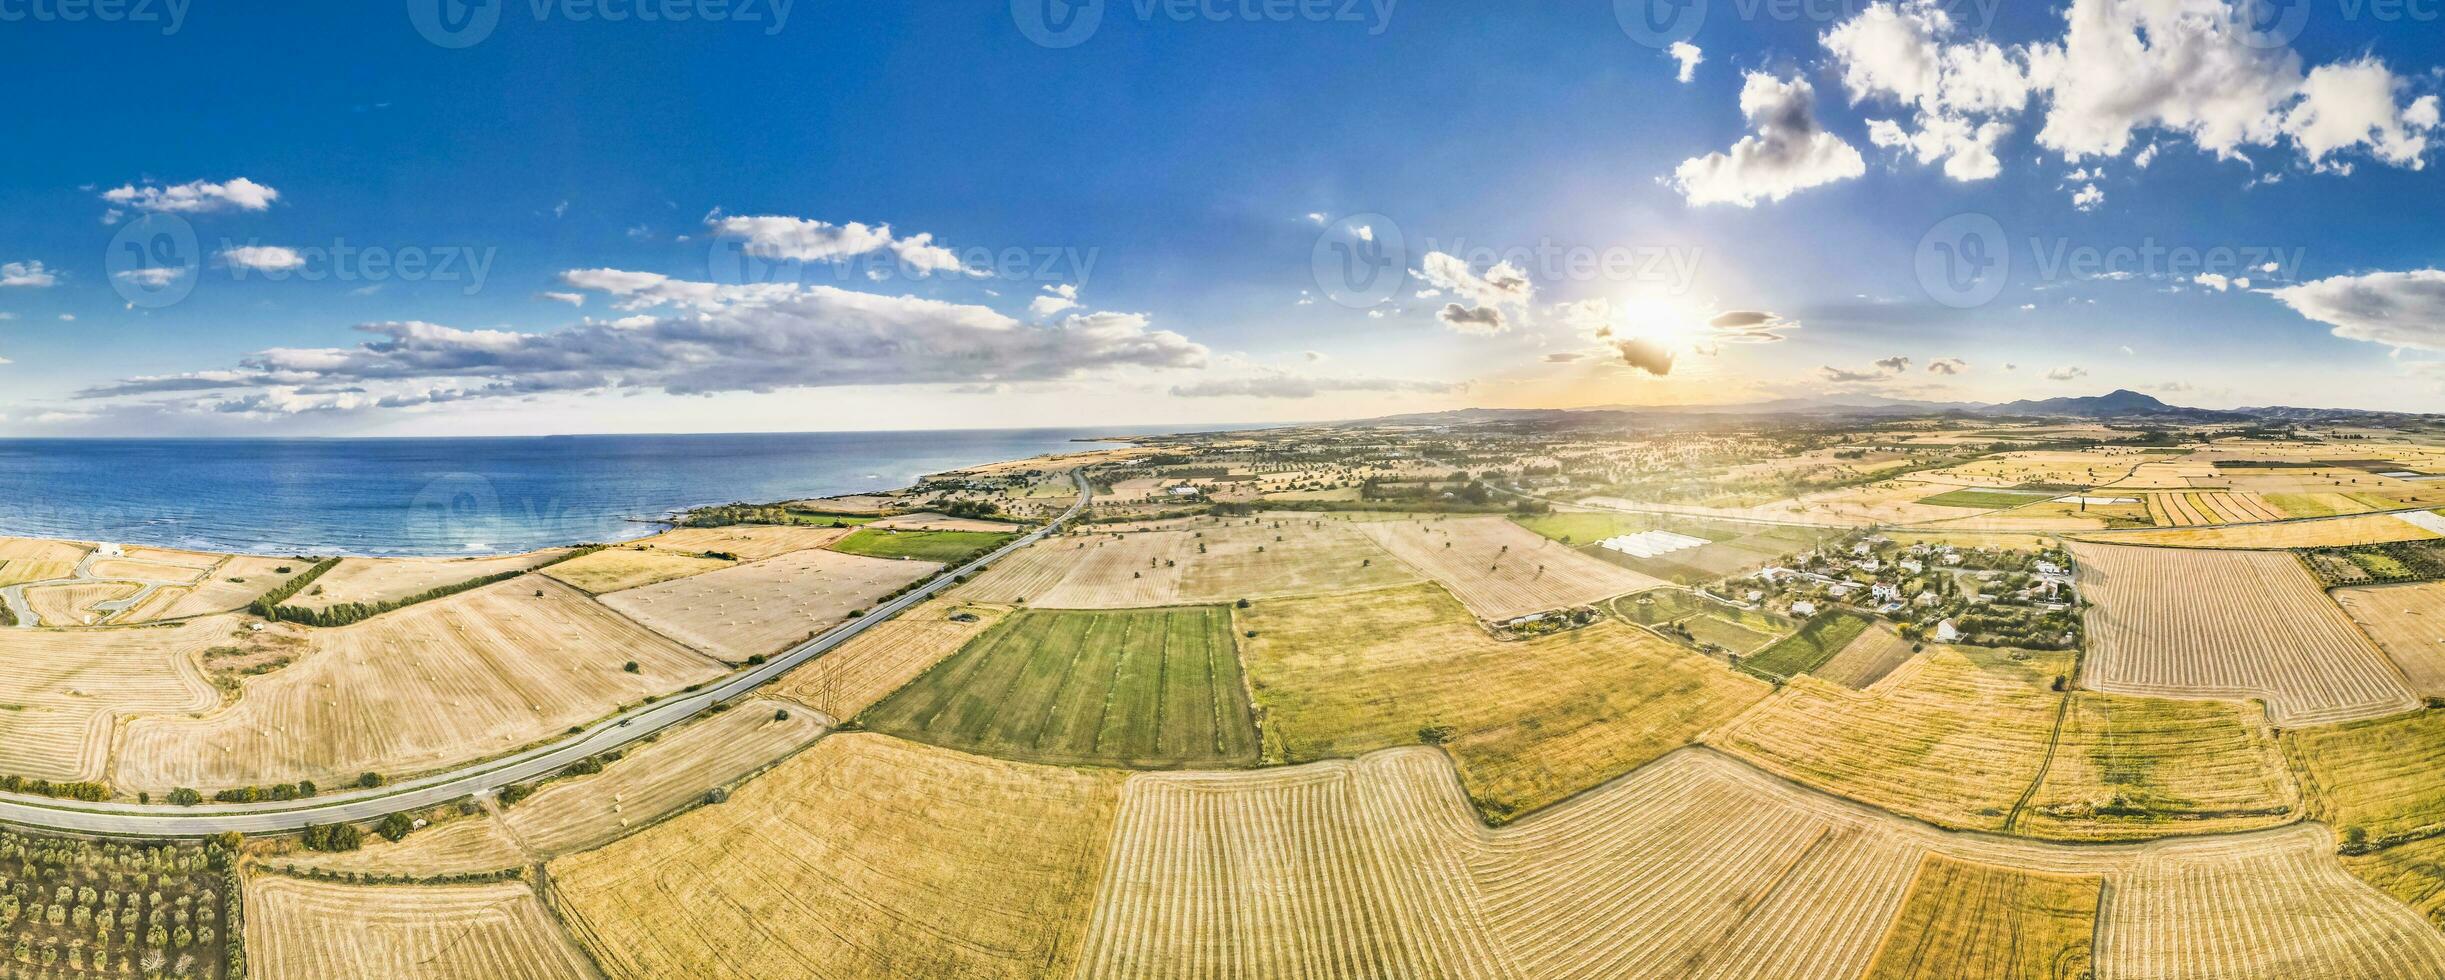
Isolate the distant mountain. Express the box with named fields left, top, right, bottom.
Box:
left=1981, top=389, right=2185, bottom=417
left=1340, top=389, right=2407, bottom=429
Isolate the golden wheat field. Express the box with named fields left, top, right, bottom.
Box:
left=118, top=554, right=308, bottom=622
left=287, top=551, right=567, bottom=611
left=2138, top=490, right=2289, bottom=526
left=2334, top=582, right=2445, bottom=698
left=550, top=734, right=1126, bottom=980
left=0, top=617, right=228, bottom=782
left=2077, top=513, right=2443, bottom=549
left=266, top=812, right=530, bottom=879
left=958, top=514, right=1421, bottom=608
left=24, top=580, right=139, bottom=625
left=0, top=536, right=88, bottom=586
left=501, top=698, right=825, bottom=856
left=86, top=555, right=211, bottom=584
left=2284, top=708, right=2445, bottom=844
left=1240, top=582, right=1769, bottom=821
left=2342, top=834, right=2445, bottom=930
left=600, top=546, right=936, bottom=662
left=1352, top=516, right=1664, bottom=620
left=539, top=546, right=731, bottom=594
left=245, top=876, right=594, bottom=980
left=868, top=512, right=1021, bottom=532
left=1076, top=744, right=2445, bottom=979
left=1859, top=854, right=2101, bottom=980
left=768, top=598, right=1010, bottom=719
left=626, top=523, right=853, bottom=561
left=2022, top=694, right=2298, bottom=841
left=113, top=579, right=725, bottom=791
left=1811, top=622, right=1921, bottom=689
left=2072, top=543, right=2421, bottom=725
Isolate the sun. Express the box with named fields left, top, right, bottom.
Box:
left=1608, top=291, right=1710, bottom=347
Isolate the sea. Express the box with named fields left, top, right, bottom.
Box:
left=0, top=429, right=1128, bottom=557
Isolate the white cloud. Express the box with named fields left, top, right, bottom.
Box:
left=1029, top=282, right=1081, bottom=318
left=1927, top=356, right=1968, bottom=374
left=1668, top=42, right=1704, bottom=84
left=540, top=291, right=587, bottom=307
left=114, top=267, right=187, bottom=288
left=2047, top=365, right=2089, bottom=381
left=100, top=177, right=279, bottom=215
left=1672, top=72, right=1867, bottom=207
left=1304, top=212, right=1327, bottom=225
left=2071, top=183, right=2104, bottom=210
left=2284, top=58, right=2437, bottom=171
left=78, top=273, right=1210, bottom=414
left=1168, top=373, right=1461, bottom=399
left=1873, top=355, right=1913, bottom=372
left=2270, top=269, right=2445, bottom=353
left=0, top=261, right=59, bottom=288
left=1419, top=251, right=1533, bottom=332
left=2193, top=272, right=2251, bottom=291
left=710, top=215, right=972, bottom=275
left=1826, top=1, right=2032, bottom=181
left=219, top=245, right=306, bottom=272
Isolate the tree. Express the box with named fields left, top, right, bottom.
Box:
left=166, top=788, right=201, bottom=807
left=377, top=812, right=415, bottom=843
left=356, top=771, right=385, bottom=789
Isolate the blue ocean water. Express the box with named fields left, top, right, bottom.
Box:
left=0, top=429, right=1116, bottom=556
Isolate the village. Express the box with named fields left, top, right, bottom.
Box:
left=1733, top=533, right=2085, bottom=650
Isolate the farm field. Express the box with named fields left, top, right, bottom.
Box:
left=859, top=606, right=1256, bottom=768
left=769, top=598, right=1010, bottom=719
left=2343, top=834, right=2445, bottom=930
left=1707, top=648, right=2071, bottom=832
left=829, top=525, right=1015, bottom=563
left=1240, top=582, right=1770, bottom=821
left=2077, top=512, right=2443, bottom=549
left=2022, top=694, right=2297, bottom=840
left=288, top=551, right=564, bottom=611
left=2285, top=709, right=2445, bottom=845
left=1813, top=622, right=1921, bottom=689
left=629, top=524, right=851, bottom=560
left=266, top=810, right=529, bottom=879
left=1739, top=611, right=1872, bottom=681
left=539, top=545, right=730, bottom=594
left=1076, top=745, right=2445, bottom=979
left=119, top=554, right=307, bottom=622
left=550, top=734, right=1126, bottom=980
left=867, top=512, right=1023, bottom=532
left=959, top=514, right=1421, bottom=608
left=245, top=876, right=594, bottom=980
left=601, top=546, right=937, bottom=662
left=1860, top=855, right=2101, bottom=980
left=0, top=617, right=229, bottom=782
left=114, top=579, right=724, bottom=791
left=1611, top=588, right=1795, bottom=655
left=2334, top=582, right=2445, bottom=698
left=1915, top=487, right=2060, bottom=510
left=25, top=580, right=139, bottom=625
left=2072, top=543, right=2421, bottom=725
left=0, top=536, right=87, bottom=586
left=1514, top=511, right=1834, bottom=584
left=501, top=698, right=826, bottom=856
left=87, top=555, right=210, bottom=583
left=2138, top=490, right=2288, bottom=527
left=1927, top=448, right=2160, bottom=487
left=1354, top=516, right=1664, bottom=620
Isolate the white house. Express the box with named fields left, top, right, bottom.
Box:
left=1791, top=600, right=1819, bottom=617
left=1935, top=620, right=1961, bottom=643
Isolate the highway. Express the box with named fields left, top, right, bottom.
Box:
left=0, top=473, right=1093, bottom=837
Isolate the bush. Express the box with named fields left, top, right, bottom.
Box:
left=168, top=788, right=203, bottom=807
left=357, top=771, right=385, bottom=789
left=300, top=823, right=363, bottom=852
left=1417, top=724, right=1457, bottom=745
left=377, top=812, right=415, bottom=842
left=622, top=660, right=640, bottom=673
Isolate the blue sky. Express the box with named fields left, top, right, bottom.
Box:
left=1, top=0, right=2441, bottom=435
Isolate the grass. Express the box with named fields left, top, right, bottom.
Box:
left=1612, top=589, right=1794, bottom=655
left=2343, top=835, right=2445, bottom=931
left=1916, top=488, right=2057, bottom=509
left=2022, top=693, right=2296, bottom=840
left=1863, top=855, right=2101, bottom=980
left=1239, top=582, right=1771, bottom=823
left=2286, top=708, right=2445, bottom=847
left=1739, top=611, right=1872, bottom=681
left=858, top=606, right=1259, bottom=768
left=830, top=526, right=1017, bottom=563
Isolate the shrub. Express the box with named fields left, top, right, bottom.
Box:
left=376, top=812, right=415, bottom=843
left=356, top=771, right=385, bottom=789
left=167, top=788, right=203, bottom=807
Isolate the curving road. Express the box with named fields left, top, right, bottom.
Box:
left=0, top=473, right=1092, bottom=837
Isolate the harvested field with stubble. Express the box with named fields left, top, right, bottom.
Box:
left=631, top=523, right=851, bottom=560
left=1860, top=855, right=2101, bottom=980
left=0, top=536, right=87, bottom=586
left=769, top=599, right=1009, bottom=719
left=266, top=812, right=529, bottom=879
left=2335, top=582, right=2445, bottom=698
left=539, top=545, right=730, bottom=594
left=2077, top=512, right=2443, bottom=549
left=601, top=546, right=937, bottom=662
left=287, top=551, right=565, bottom=611
left=2285, top=708, right=2445, bottom=845
left=959, top=515, right=1422, bottom=608
left=502, top=698, right=825, bottom=855
left=1241, top=582, right=1770, bottom=822
left=859, top=606, right=1258, bottom=769
left=1355, top=516, right=1665, bottom=620
left=1813, top=622, right=1920, bottom=689
left=1711, top=646, right=2296, bottom=839
left=119, top=554, right=307, bottom=621
left=114, top=579, right=724, bottom=792
left=550, top=734, right=1126, bottom=980
left=25, top=580, right=138, bottom=625
left=2073, top=542, right=2421, bottom=725
left=1075, top=745, right=2445, bottom=980
left=0, top=617, right=228, bottom=782
left=245, top=876, right=594, bottom=980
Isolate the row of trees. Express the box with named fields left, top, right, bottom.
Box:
left=259, top=547, right=601, bottom=627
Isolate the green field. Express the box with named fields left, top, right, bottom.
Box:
left=1614, top=589, right=1794, bottom=654
left=1917, top=488, right=2057, bottom=509
left=1739, top=611, right=1873, bottom=681
left=857, top=606, right=1258, bottom=768
left=829, top=527, right=1017, bottom=564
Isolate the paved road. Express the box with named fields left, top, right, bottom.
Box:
left=0, top=474, right=1092, bottom=837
